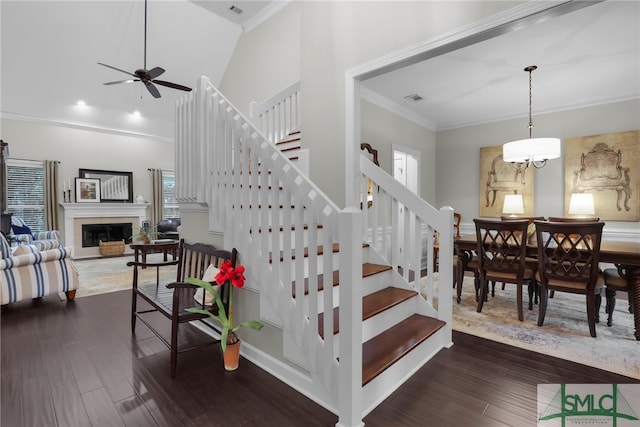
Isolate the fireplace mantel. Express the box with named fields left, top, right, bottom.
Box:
left=60, top=203, right=149, bottom=258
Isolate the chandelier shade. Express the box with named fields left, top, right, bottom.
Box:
left=503, top=137, right=561, bottom=163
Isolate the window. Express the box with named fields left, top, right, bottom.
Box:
left=162, top=172, right=179, bottom=219
left=7, top=159, right=45, bottom=231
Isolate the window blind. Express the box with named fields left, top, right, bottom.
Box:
left=162, top=172, right=179, bottom=219
left=7, top=159, right=45, bottom=231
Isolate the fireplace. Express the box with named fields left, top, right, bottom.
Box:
left=60, top=202, right=148, bottom=258
left=82, top=223, right=132, bottom=247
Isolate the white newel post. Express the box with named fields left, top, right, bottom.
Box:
left=337, top=208, right=364, bottom=427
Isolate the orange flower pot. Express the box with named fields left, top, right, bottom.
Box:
left=223, top=341, right=241, bottom=371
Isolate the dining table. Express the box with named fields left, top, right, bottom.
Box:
left=455, top=233, right=640, bottom=341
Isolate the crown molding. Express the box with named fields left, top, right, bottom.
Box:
left=243, top=1, right=292, bottom=32
left=1, top=112, right=173, bottom=144
left=360, top=87, right=437, bottom=131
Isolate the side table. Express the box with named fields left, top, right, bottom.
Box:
left=130, top=240, right=179, bottom=269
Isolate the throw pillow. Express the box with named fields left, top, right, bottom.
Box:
left=11, top=223, right=32, bottom=237
left=194, top=264, right=221, bottom=306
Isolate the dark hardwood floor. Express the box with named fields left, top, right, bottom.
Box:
left=1, top=290, right=637, bottom=427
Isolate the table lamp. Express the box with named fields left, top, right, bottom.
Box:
left=568, top=193, right=595, bottom=218
left=502, top=194, right=524, bottom=217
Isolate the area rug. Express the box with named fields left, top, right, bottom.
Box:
left=71, top=253, right=177, bottom=298
left=450, top=276, right=639, bottom=380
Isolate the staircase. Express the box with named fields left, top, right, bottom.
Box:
left=175, top=76, right=454, bottom=427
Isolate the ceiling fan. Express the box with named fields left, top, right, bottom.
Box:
left=98, top=0, right=191, bottom=98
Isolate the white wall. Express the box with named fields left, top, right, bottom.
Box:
left=361, top=100, right=436, bottom=203
left=219, top=2, right=302, bottom=118
left=436, top=99, right=640, bottom=234
left=2, top=118, right=175, bottom=235
left=299, top=1, right=520, bottom=207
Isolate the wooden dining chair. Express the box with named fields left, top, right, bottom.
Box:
left=603, top=264, right=633, bottom=327
left=534, top=220, right=605, bottom=337
left=474, top=219, right=537, bottom=321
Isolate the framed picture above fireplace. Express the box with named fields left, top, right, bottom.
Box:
left=79, top=169, right=133, bottom=203
left=75, top=178, right=101, bottom=203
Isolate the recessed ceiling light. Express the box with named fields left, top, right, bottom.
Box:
left=76, top=100, right=87, bottom=107
left=404, top=94, right=423, bottom=102
left=131, top=110, right=141, bottom=118
left=230, top=5, right=243, bottom=14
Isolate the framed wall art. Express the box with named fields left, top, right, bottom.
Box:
left=564, top=130, right=639, bottom=221
left=479, top=145, right=535, bottom=217
left=75, top=178, right=101, bottom=203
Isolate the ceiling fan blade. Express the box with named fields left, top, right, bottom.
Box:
left=103, top=79, right=139, bottom=85
left=97, top=62, right=137, bottom=78
left=147, top=66, right=165, bottom=79
left=153, top=80, right=192, bottom=92
left=145, top=81, right=162, bottom=98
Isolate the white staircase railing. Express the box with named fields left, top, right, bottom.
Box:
left=250, top=81, right=300, bottom=143
left=175, top=76, right=452, bottom=427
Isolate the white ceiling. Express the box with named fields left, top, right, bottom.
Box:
left=362, top=1, right=640, bottom=131
left=1, top=1, right=639, bottom=141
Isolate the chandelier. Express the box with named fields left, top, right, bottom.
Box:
left=502, top=66, right=561, bottom=169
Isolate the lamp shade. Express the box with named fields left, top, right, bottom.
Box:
left=503, top=137, right=561, bottom=163
left=502, top=194, right=525, bottom=215
left=568, top=193, right=595, bottom=216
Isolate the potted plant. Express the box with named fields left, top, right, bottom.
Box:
left=186, top=260, right=263, bottom=371
left=131, top=224, right=163, bottom=243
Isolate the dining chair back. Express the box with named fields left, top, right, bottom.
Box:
left=534, top=220, right=605, bottom=337
left=473, top=219, right=537, bottom=321
left=547, top=216, right=600, bottom=222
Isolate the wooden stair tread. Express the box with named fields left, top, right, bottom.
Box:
left=292, top=263, right=390, bottom=298
left=250, top=224, right=323, bottom=234
left=269, top=242, right=370, bottom=263
left=318, top=287, right=418, bottom=338
left=362, top=314, right=446, bottom=386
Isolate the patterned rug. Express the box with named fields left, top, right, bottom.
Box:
left=450, top=276, right=639, bottom=380
left=71, top=253, right=177, bottom=298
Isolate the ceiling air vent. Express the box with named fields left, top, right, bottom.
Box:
left=404, top=94, right=423, bottom=102
left=229, top=5, right=243, bottom=15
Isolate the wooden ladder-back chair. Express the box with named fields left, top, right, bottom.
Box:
left=534, top=221, right=605, bottom=338
left=129, top=239, right=237, bottom=377
left=474, top=219, right=537, bottom=321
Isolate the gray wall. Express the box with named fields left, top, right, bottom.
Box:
left=436, top=99, right=640, bottom=234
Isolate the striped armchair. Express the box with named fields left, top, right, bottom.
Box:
left=0, top=233, right=79, bottom=305
left=10, top=217, right=62, bottom=251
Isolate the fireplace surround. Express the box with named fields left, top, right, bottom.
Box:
left=61, top=203, right=148, bottom=258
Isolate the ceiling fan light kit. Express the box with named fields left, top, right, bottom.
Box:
left=98, top=0, right=191, bottom=99
left=502, top=65, right=561, bottom=170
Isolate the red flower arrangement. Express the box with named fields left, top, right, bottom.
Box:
left=186, top=261, right=263, bottom=352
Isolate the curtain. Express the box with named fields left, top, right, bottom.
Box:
left=150, top=168, right=163, bottom=226
left=44, top=160, right=59, bottom=230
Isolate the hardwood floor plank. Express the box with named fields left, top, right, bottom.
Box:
left=88, top=346, right=137, bottom=403
left=64, top=341, right=105, bottom=394
left=50, top=380, right=92, bottom=427
left=115, top=394, right=160, bottom=426
left=81, top=387, right=126, bottom=427
left=22, top=375, right=56, bottom=427
left=41, top=337, right=75, bottom=387
left=1, top=371, right=23, bottom=426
